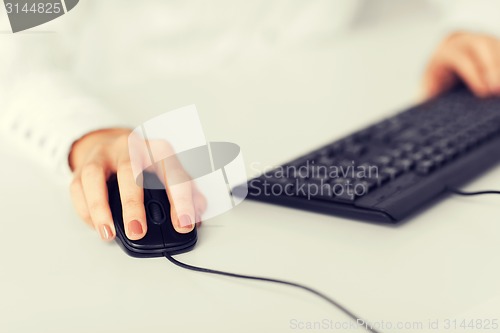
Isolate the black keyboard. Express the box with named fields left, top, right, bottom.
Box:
left=246, top=88, right=500, bottom=222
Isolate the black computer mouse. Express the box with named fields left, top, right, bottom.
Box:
left=107, top=173, right=197, bottom=258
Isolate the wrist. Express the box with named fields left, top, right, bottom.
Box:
left=68, top=128, right=131, bottom=172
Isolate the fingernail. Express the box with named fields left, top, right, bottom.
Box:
left=128, top=220, right=143, bottom=235
left=98, top=225, right=112, bottom=240
left=179, top=215, right=192, bottom=228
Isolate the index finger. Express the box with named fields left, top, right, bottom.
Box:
left=158, top=157, right=196, bottom=234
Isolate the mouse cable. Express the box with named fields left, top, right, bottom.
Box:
left=164, top=253, right=381, bottom=333
left=447, top=188, right=500, bottom=196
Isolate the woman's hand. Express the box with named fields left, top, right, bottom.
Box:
left=423, top=32, right=500, bottom=99
left=69, top=128, right=205, bottom=241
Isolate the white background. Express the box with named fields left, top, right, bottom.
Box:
left=1, top=2, right=499, bottom=332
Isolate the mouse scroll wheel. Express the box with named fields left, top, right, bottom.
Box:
left=147, top=201, right=166, bottom=224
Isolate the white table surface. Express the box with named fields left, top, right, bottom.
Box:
left=1, top=14, right=499, bottom=333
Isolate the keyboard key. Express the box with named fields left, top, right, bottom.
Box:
left=316, top=147, right=332, bottom=157
left=328, top=142, right=344, bottom=154
left=355, top=129, right=372, bottom=141
left=353, top=180, right=375, bottom=195
left=331, top=177, right=349, bottom=186
left=410, top=151, right=426, bottom=162
left=387, top=149, right=404, bottom=159
left=331, top=182, right=357, bottom=202
left=399, top=142, right=418, bottom=154
left=306, top=174, right=330, bottom=187
left=421, top=146, right=435, bottom=157
left=381, top=166, right=403, bottom=180
left=366, top=172, right=389, bottom=186
left=393, top=158, right=414, bottom=171
left=440, top=147, right=459, bottom=160
left=373, top=131, right=392, bottom=143
left=344, top=144, right=367, bottom=157
left=415, top=160, right=435, bottom=175
left=436, top=139, right=452, bottom=149
left=265, top=173, right=294, bottom=186
left=317, top=155, right=336, bottom=165
left=373, top=155, right=392, bottom=166
left=432, top=154, right=446, bottom=166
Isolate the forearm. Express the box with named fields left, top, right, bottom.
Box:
left=0, top=70, right=130, bottom=180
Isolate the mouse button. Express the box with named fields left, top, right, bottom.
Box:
left=147, top=188, right=171, bottom=207
left=146, top=200, right=166, bottom=225
left=161, top=216, right=196, bottom=247
left=124, top=223, right=165, bottom=250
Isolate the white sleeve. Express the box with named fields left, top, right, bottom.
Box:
left=0, top=9, right=130, bottom=182
left=432, top=0, right=500, bottom=39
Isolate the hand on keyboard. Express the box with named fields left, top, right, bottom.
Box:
left=423, top=32, right=500, bottom=100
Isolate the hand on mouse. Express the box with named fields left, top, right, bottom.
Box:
left=422, top=32, right=500, bottom=100
left=68, top=128, right=206, bottom=241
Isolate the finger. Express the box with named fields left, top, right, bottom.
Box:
left=468, top=39, right=500, bottom=94
left=147, top=140, right=195, bottom=233
left=168, top=182, right=195, bottom=233
left=192, top=186, right=207, bottom=224
left=69, top=176, right=92, bottom=227
left=445, top=50, right=490, bottom=97
left=490, top=43, right=500, bottom=94
left=80, top=157, right=116, bottom=241
left=117, top=153, right=147, bottom=240
left=422, top=60, right=457, bottom=100
left=158, top=158, right=195, bottom=234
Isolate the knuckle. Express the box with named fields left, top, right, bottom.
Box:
left=87, top=200, right=109, bottom=213
left=115, top=134, right=130, bottom=148
left=195, top=193, right=207, bottom=208
left=170, top=196, right=194, bottom=209
left=94, top=143, right=106, bottom=153
left=81, top=213, right=92, bottom=225
left=168, top=168, right=191, bottom=184
left=117, top=160, right=132, bottom=173
left=122, top=198, right=143, bottom=211
left=90, top=143, right=109, bottom=157
left=81, top=162, right=104, bottom=178
left=150, top=139, right=174, bottom=156
left=150, top=139, right=171, bottom=148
